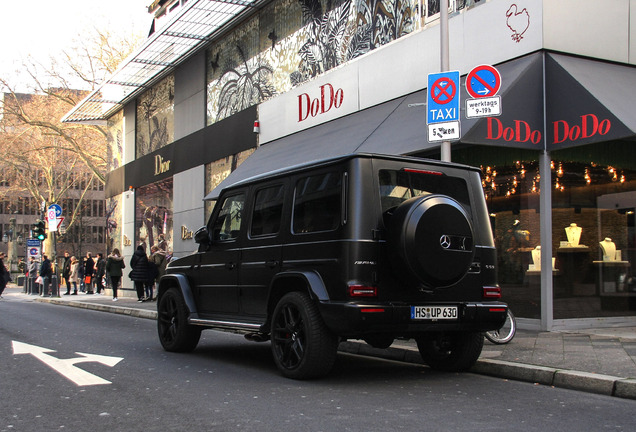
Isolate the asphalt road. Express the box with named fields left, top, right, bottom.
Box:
left=2, top=299, right=635, bottom=431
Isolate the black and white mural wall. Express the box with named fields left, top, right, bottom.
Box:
left=206, top=0, right=421, bottom=125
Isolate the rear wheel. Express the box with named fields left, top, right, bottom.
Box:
left=416, top=332, right=483, bottom=372
left=270, top=292, right=338, bottom=379
left=157, top=288, right=201, bottom=352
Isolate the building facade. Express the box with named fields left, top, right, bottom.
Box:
left=66, top=0, right=636, bottom=330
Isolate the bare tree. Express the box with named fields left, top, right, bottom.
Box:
left=0, top=26, right=143, bottom=255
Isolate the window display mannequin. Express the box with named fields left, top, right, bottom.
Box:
left=599, top=238, right=616, bottom=261
left=531, top=246, right=541, bottom=270
left=565, top=223, right=582, bottom=246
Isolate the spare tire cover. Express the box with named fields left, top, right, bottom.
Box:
left=388, top=194, right=474, bottom=287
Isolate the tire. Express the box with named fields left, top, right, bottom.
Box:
left=416, top=332, right=484, bottom=372
left=485, top=309, right=516, bottom=344
left=388, top=195, right=475, bottom=287
left=157, top=287, right=202, bottom=352
left=270, top=292, right=338, bottom=379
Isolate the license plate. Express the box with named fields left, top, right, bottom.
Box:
left=411, top=306, right=458, bottom=320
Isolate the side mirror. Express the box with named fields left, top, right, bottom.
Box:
left=194, top=226, right=210, bottom=245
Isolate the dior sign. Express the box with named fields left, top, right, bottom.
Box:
left=298, top=83, right=344, bottom=122
left=181, top=225, right=193, bottom=240
left=155, top=155, right=171, bottom=175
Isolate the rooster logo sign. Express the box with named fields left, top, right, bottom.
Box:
left=506, top=4, right=530, bottom=43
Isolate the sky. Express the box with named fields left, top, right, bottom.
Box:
left=0, top=0, right=152, bottom=91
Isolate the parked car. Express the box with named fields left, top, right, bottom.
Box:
left=157, top=153, right=506, bottom=379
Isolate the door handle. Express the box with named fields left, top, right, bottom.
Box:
left=265, top=260, right=279, bottom=269
left=225, top=262, right=236, bottom=270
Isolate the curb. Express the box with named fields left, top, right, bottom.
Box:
left=34, top=297, right=636, bottom=400
left=37, top=297, right=158, bottom=320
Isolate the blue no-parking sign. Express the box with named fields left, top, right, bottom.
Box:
left=427, top=71, right=460, bottom=124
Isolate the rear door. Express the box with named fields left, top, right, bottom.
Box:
left=239, top=180, right=288, bottom=317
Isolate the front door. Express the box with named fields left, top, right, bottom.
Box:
left=195, top=192, right=245, bottom=316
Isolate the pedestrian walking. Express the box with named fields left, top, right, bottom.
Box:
left=94, top=253, right=106, bottom=294
left=61, top=252, right=72, bottom=295
left=105, top=248, right=125, bottom=301
left=129, top=245, right=151, bottom=302
left=0, top=253, right=9, bottom=299
left=68, top=256, right=80, bottom=295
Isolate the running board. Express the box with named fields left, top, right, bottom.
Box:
left=189, top=317, right=263, bottom=334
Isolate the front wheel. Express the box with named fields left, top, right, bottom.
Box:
left=270, top=292, right=338, bottom=379
left=416, top=332, right=484, bottom=372
left=485, top=309, right=516, bottom=344
left=157, top=288, right=201, bottom=352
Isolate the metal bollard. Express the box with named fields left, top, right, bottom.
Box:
left=28, top=276, right=36, bottom=295
left=50, top=275, right=59, bottom=297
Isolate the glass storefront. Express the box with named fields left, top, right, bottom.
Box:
left=551, top=141, right=636, bottom=319
left=135, top=178, right=174, bottom=254
left=453, top=141, right=636, bottom=320
left=453, top=146, right=541, bottom=319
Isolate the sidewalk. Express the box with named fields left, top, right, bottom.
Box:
left=3, top=285, right=636, bottom=399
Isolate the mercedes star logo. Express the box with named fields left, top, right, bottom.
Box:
left=440, top=235, right=451, bottom=249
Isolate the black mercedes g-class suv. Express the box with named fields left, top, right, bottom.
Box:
left=157, top=153, right=506, bottom=379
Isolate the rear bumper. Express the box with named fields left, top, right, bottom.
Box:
left=319, top=301, right=507, bottom=337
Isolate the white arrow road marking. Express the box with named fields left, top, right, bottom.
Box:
left=12, top=341, right=123, bottom=386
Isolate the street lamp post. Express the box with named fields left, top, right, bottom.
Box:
left=440, top=0, right=451, bottom=162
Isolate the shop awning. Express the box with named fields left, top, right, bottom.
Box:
left=545, top=53, right=636, bottom=149
left=460, top=52, right=636, bottom=150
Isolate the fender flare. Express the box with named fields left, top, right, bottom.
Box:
left=158, top=274, right=198, bottom=316
left=265, top=270, right=329, bottom=324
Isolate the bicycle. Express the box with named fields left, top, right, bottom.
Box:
left=485, top=309, right=516, bottom=344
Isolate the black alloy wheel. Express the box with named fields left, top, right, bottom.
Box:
left=270, top=292, right=338, bottom=379
left=157, top=288, right=201, bottom=352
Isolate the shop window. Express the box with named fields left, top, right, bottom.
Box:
left=452, top=146, right=542, bottom=319
left=551, top=142, right=636, bottom=319
left=135, top=178, right=173, bottom=253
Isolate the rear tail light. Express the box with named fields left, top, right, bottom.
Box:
left=483, top=286, right=501, bottom=299
left=348, top=284, right=377, bottom=297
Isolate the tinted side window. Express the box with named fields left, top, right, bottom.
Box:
left=250, top=184, right=284, bottom=237
left=293, top=172, right=342, bottom=234
left=212, top=194, right=245, bottom=241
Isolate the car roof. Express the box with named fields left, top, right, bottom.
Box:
left=220, top=152, right=479, bottom=195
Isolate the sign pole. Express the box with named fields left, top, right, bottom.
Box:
left=440, top=0, right=451, bottom=162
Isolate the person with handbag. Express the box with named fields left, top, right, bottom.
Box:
left=83, top=252, right=95, bottom=294
left=105, top=248, right=125, bottom=301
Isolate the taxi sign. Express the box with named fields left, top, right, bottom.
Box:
left=427, top=71, right=460, bottom=124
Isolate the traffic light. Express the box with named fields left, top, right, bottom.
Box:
left=32, top=220, right=47, bottom=241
